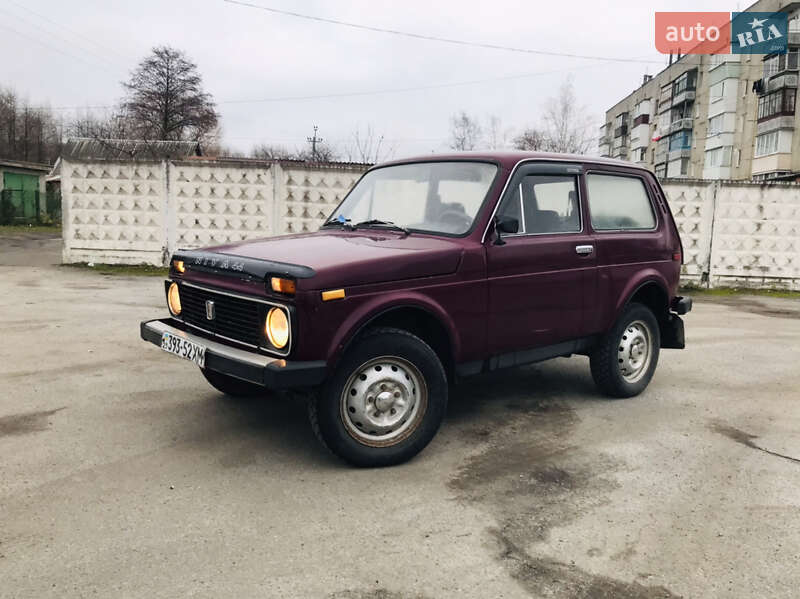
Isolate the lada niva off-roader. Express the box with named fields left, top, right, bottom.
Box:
left=141, top=152, right=691, bottom=466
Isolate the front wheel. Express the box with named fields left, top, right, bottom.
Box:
left=308, top=327, right=448, bottom=467
left=590, top=302, right=660, bottom=398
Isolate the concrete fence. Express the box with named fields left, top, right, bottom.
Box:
left=61, top=157, right=367, bottom=266
left=60, top=158, right=800, bottom=290
left=663, top=179, right=800, bottom=290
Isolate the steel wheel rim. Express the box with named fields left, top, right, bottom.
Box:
left=617, top=320, right=652, bottom=383
left=340, top=356, right=427, bottom=447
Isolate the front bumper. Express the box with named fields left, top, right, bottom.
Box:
left=140, top=318, right=327, bottom=389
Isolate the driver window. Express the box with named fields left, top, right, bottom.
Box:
left=499, top=174, right=580, bottom=235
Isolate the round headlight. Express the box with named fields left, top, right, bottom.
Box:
left=167, top=282, right=182, bottom=316
left=265, top=307, right=289, bottom=349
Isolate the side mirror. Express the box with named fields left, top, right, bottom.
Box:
left=496, top=215, right=519, bottom=234
left=493, top=215, right=518, bottom=246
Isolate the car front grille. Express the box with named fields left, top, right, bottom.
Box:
left=179, top=284, right=264, bottom=349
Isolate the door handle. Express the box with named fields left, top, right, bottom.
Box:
left=575, top=244, right=594, bottom=256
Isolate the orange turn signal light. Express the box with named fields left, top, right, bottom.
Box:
left=270, top=277, right=296, bottom=295
left=321, top=288, right=345, bottom=302
left=173, top=259, right=185, bottom=274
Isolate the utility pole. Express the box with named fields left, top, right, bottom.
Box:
left=306, top=125, right=323, bottom=161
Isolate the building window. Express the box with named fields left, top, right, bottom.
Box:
left=704, top=146, right=732, bottom=168
left=763, top=49, right=799, bottom=78
left=757, top=89, right=796, bottom=121
left=673, top=69, right=697, bottom=96
left=680, top=158, right=690, bottom=176
left=755, top=131, right=779, bottom=156
left=710, top=81, right=725, bottom=101
left=655, top=164, right=666, bottom=178
left=707, top=114, right=724, bottom=136
left=669, top=131, right=692, bottom=151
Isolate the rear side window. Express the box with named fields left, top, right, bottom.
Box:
left=586, top=174, right=656, bottom=231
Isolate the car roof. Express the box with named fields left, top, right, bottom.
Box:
left=377, top=151, right=646, bottom=172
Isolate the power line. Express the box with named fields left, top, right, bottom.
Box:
left=0, top=6, right=120, bottom=73
left=0, top=22, right=115, bottom=73
left=4, top=0, right=132, bottom=64
left=44, top=58, right=638, bottom=112
left=223, top=0, right=666, bottom=65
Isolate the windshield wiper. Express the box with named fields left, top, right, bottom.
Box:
left=353, top=219, right=410, bottom=235
left=321, top=216, right=354, bottom=230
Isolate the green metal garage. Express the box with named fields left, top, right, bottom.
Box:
left=0, top=159, right=52, bottom=224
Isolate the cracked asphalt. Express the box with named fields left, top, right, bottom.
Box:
left=2, top=231, right=800, bottom=598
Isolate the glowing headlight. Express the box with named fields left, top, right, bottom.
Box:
left=167, top=282, right=182, bottom=316
left=265, top=307, right=289, bottom=349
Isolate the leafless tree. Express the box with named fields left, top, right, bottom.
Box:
left=296, top=141, right=339, bottom=163
left=344, top=125, right=395, bottom=164
left=122, top=46, right=219, bottom=143
left=448, top=111, right=482, bottom=151
left=0, top=87, right=62, bottom=164
left=67, top=108, right=131, bottom=140
left=249, top=143, right=298, bottom=160
left=485, top=115, right=512, bottom=150
left=512, top=127, right=549, bottom=151
left=540, top=76, right=593, bottom=154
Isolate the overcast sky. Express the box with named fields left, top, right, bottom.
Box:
left=0, top=0, right=739, bottom=159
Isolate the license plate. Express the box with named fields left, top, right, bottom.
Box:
left=160, top=332, right=206, bottom=368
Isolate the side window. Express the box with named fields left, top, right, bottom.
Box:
left=586, top=173, right=656, bottom=231
left=496, top=174, right=581, bottom=234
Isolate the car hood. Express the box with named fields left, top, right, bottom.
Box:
left=207, top=230, right=464, bottom=289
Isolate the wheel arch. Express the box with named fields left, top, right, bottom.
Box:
left=614, top=273, right=671, bottom=327
left=326, top=295, right=460, bottom=381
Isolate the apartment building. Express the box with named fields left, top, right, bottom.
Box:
left=599, top=0, right=800, bottom=181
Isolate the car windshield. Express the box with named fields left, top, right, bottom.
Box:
left=327, top=161, right=497, bottom=235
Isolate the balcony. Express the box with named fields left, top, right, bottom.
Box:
left=766, top=73, right=799, bottom=93
left=669, top=118, right=693, bottom=134
left=614, top=124, right=629, bottom=138
left=668, top=148, right=692, bottom=160
left=671, top=89, right=696, bottom=106
left=633, top=114, right=650, bottom=126
left=756, top=116, right=796, bottom=135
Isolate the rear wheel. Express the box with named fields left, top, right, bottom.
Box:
left=308, top=327, right=447, bottom=467
left=200, top=367, right=267, bottom=398
left=590, top=302, right=660, bottom=398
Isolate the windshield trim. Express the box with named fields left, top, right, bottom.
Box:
left=325, top=158, right=503, bottom=239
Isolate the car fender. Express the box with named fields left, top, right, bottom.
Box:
left=611, top=269, right=671, bottom=326
left=325, top=292, right=460, bottom=368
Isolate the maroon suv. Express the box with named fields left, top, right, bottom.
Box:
left=141, top=152, right=691, bottom=466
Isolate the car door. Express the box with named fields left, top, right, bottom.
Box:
left=582, top=168, right=668, bottom=334
left=486, top=162, right=596, bottom=356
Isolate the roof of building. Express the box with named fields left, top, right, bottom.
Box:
left=61, top=138, right=202, bottom=161
left=380, top=151, right=642, bottom=171
left=0, top=159, right=53, bottom=173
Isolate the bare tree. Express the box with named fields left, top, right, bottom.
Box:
left=485, top=115, right=512, bottom=150
left=122, top=46, right=219, bottom=142
left=345, top=124, right=395, bottom=164
left=296, top=141, right=339, bottom=163
left=67, top=108, right=131, bottom=140
left=250, top=143, right=297, bottom=160
left=540, top=77, right=593, bottom=154
left=0, top=87, right=62, bottom=164
left=512, top=127, right=549, bottom=151
left=448, top=111, right=482, bottom=151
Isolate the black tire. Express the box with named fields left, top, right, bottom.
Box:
left=590, top=302, right=661, bottom=398
left=308, top=327, right=448, bottom=467
left=200, top=367, right=267, bottom=398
